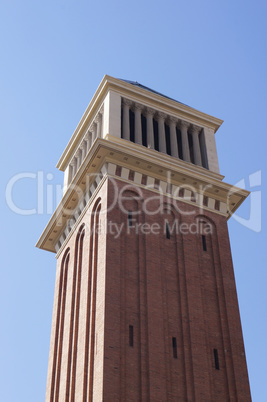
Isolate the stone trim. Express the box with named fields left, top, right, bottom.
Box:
left=55, top=159, right=230, bottom=253
left=55, top=164, right=107, bottom=254
left=107, top=161, right=229, bottom=217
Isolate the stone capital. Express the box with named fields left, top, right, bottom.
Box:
left=134, top=102, right=143, bottom=111
left=191, top=124, right=201, bottom=134
left=157, top=112, right=167, bottom=121
left=84, top=132, right=90, bottom=141
left=122, top=98, right=132, bottom=107
left=168, top=115, right=177, bottom=125
left=80, top=140, right=87, bottom=149
left=90, top=122, right=96, bottom=132
left=146, top=107, right=155, bottom=116
left=179, top=120, right=190, bottom=129
left=95, top=114, right=102, bottom=123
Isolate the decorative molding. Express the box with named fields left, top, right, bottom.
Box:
left=95, top=113, right=102, bottom=123
left=37, top=137, right=249, bottom=254
left=56, top=76, right=223, bottom=172
left=179, top=120, right=190, bottom=129
left=90, top=122, right=97, bottom=132
left=191, top=124, right=201, bottom=134
left=168, top=116, right=177, bottom=124
left=157, top=111, right=167, bottom=120
left=146, top=107, right=155, bottom=116
left=122, top=98, right=132, bottom=107
left=134, top=102, right=144, bottom=111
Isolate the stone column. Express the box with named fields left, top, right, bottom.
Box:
left=81, top=140, right=87, bottom=162
left=179, top=120, right=190, bottom=162
left=69, top=160, right=75, bottom=182
left=96, top=113, right=102, bottom=139
left=122, top=98, right=131, bottom=141
left=72, top=158, right=77, bottom=177
left=157, top=112, right=167, bottom=153
left=75, top=151, right=81, bottom=171
left=134, top=103, right=143, bottom=145
left=169, top=116, right=179, bottom=158
left=84, top=131, right=91, bottom=154
left=90, top=122, right=97, bottom=144
left=146, top=107, right=155, bottom=149
left=78, top=148, right=83, bottom=167
left=191, top=125, right=202, bottom=166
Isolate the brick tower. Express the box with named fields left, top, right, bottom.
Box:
left=37, top=76, right=251, bottom=401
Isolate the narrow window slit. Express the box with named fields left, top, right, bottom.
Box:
left=166, top=223, right=170, bottom=239
left=121, top=107, right=123, bottom=138
left=153, top=118, right=159, bottom=151
left=128, top=211, right=133, bottom=227
left=165, top=123, right=171, bottom=155
left=129, top=325, right=134, bottom=347
left=141, top=114, right=147, bottom=147
left=202, top=235, right=207, bottom=251
left=129, top=109, right=135, bottom=142
left=172, top=337, right=177, bottom=358
left=214, top=348, right=220, bottom=370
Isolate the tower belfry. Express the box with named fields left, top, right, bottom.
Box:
left=37, top=76, right=251, bottom=401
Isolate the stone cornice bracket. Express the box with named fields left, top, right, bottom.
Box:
left=99, top=104, right=104, bottom=114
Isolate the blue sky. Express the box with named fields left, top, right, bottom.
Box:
left=1, top=0, right=266, bottom=400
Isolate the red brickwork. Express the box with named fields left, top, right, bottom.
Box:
left=46, top=177, right=251, bottom=401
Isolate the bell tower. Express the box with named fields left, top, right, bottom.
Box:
left=37, top=76, right=251, bottom=401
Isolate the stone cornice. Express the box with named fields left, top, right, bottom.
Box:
left=105, top=76, right=223, bottom=130
left=56, top=75, right=223, bottom=172
left=36, top=136, right=249, bottom=254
